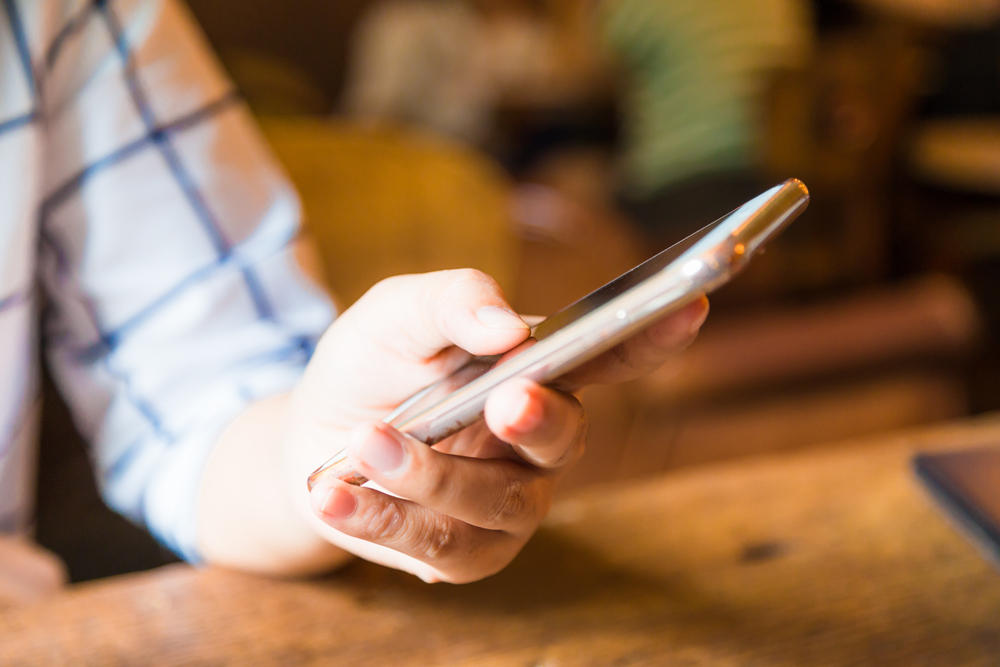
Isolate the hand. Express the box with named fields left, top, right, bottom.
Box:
left=0, top=537, right=66, bottom=609
left=286, top=269, right=708, bottom=583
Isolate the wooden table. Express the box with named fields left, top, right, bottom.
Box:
left=5, top=417, right=1000, bottom=666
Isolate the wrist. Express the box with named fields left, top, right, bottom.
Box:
left=197, top=393, right=352, bottom=576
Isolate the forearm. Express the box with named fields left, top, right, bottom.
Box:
left=196, top=394, right=353, bottom=576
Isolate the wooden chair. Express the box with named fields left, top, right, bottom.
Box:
left=259, top=118, right=519, bottom=308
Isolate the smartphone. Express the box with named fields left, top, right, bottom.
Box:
left=308, top=178, right=810, bottom=489
left=914, top=448, right=1000, bottom=568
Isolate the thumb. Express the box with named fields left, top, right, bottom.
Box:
left=305, top=270, right=531, bottom=414
left=335, top=269, right=530, bottom=360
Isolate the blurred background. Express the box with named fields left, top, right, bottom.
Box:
left=36, top=0, right=1000, bottom=581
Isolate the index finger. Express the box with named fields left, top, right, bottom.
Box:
left=556, top=296, right=709, bottom=388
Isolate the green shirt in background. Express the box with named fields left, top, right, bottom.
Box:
left=602, top=0, right=813, bottom=198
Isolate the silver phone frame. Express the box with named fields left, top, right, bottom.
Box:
left=308, top=178, right=809, bottom=489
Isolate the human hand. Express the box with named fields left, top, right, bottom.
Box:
left=0, top=537, right=66, bottom=609
left=286, top=269, right=707, bottom=583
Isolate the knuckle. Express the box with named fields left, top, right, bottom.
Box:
left=610, top=341, right=636, bottom=371
left=361, top=500, right=407, bottom=543
left=360, top=496, right=461, bottom=562
left=415, top=514, right=460, bottom=560
left=440, top=269, right=500, bottom=303
left=484, top=468, right=533, bottom=528
left=419, top=454, right=451, bottom=506
left=450, top=267, right=493, bottom=287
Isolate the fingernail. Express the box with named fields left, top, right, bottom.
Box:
left=320, top=487, right=357, bottom=519
left=688, top=298, right=709, bottom=335
left=351, top=425, right=406, bottom=474
left=476, top=306, right=527, bottom=330
left=495, top=381, right=543, bottom=434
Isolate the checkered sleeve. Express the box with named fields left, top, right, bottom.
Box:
left=37, top=0, right=335, bottom=561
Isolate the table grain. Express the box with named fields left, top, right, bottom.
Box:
left=5, top=416, right=1000, bottom=666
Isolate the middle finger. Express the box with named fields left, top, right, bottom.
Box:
left=340, top=422, right=553, bottom=533
left=558, top=295, right=709, bottom=388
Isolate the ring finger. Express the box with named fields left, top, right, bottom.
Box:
left=310, top=480, right=518, bottom=581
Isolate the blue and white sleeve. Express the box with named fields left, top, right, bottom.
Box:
left=38, top=0, right=334, bottom=561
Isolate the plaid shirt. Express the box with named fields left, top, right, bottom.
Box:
left=0, top=0, right=334, bottom=560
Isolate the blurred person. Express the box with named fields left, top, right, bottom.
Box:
left=341, top=0, right=603, bottom=145
left=341, top=0, right=552, bottom=143
left=601, top=0, right=813, bottom=247
left=0, top=0, right=708, bottom=602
